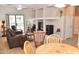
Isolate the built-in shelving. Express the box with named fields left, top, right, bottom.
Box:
left=28, top=6, right=60, bottom=32
left=31, top=6, right=60, bottom=20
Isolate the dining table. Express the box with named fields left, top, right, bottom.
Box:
left=36, top=43, right=79, bottom=54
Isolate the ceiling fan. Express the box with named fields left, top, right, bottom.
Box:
left=16, top=5, right=28, bottom=10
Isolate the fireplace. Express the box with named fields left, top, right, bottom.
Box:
left=46, top=25, right=54, bottom=35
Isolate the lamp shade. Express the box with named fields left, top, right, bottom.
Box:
left=2, top=20, right=5, bottom=23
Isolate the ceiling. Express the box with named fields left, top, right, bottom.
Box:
left=0, top=4, right=54, bottom=9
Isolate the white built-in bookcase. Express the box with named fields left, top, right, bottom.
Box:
left=29, top=6, right=60, bottom=32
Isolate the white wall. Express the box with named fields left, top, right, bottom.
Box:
left=45, top=16, right=64, bottom=38
left=0, top=6, right=33, bottom=20
left=0, top=6, right=33, bottom=33
left=44, top=7, right=59, bottom=18
left=65, top=16, right=73, bottom=39
left=31, top=7, right=72, bottom=39
left=60, top=16, right=65, bottom=39
left=0, top=6, right=73, bottom=39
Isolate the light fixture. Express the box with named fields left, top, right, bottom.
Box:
left=70, top=4, right=79, bottom=6
left=47, top=4, right=55, bottom=7
left=17, top=5, right=22, bottom=10
left=54, top=4, right=66, bottom=8
left=60, top=10, right=63, bottom=17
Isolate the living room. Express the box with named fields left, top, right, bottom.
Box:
left=0, top=4, right=79, bottom=54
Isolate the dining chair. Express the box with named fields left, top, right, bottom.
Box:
left=33, top=31, right=46, bottom=47
left=24, top=41, right=35, bottom=54
left=46, top=34, right=63, bottom=43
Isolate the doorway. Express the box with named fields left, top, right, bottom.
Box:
left=46, top=25, right=54, bottom=35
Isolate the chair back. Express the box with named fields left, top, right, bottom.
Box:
left=46, top=34, right=63, bottom=43
left=24, top=41, right=35, bottom=54
left=33, top=31, right=46, bottom=47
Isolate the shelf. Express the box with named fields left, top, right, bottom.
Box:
left=31, top=6, right=60, bottom=20
left=29, top=17, right=60, bottom=21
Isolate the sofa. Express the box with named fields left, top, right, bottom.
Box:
left=6, top=28, right=26, bottom=49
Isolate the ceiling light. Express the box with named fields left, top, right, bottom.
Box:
left=70, top=4, right=79, bottom=6
left=17, top=7, right=22, bottom=10
left=47, top=4, right=55, bottom=7
left=17, top=5, right=22, bottom=10
left=54, top=4, right=66, bottom=8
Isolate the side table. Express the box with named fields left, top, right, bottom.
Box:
left=19, top=35, right=27, bottom=49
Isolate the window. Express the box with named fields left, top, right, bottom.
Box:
left=7, top=14, right=25, bottom=33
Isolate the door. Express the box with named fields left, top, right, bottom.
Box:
left=38, top=21, right=43, bottom=31
left=8, top=15, right=25, bottom=33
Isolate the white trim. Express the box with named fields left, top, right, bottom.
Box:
left=27, top=17, right=60, bottom=20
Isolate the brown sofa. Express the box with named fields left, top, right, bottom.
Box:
left=6, top=28, right=26, bottom=49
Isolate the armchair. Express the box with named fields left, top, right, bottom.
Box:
left=6, top=29, right=23, bottom=49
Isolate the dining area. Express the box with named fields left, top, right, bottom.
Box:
left=0, top=4, right=79, bottom=54
left=23, top=33, right=79, bottom=54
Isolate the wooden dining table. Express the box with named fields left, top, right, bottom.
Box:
left=36, top=43, right=79, bottom=54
